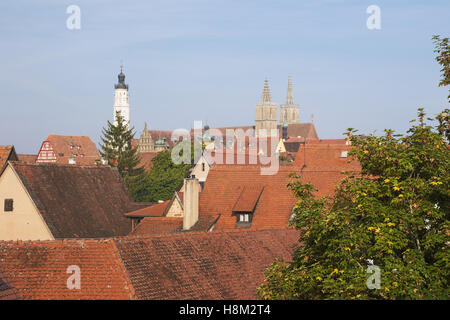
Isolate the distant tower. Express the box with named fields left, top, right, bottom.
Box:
left=255, top=79, right=278, bottom=137
left=280, top=77, right=299, bottom=125
left=113, top=64, right=130, bottom=126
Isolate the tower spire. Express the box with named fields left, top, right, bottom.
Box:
left=286, top=76, right=294, bottom=105
left=262, top=78, right=271, bottom=103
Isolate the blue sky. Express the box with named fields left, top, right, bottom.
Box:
left=0, top=0, right=449, bottom=153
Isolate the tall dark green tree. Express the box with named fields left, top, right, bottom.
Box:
left=99, top=111, right=143, bottom=177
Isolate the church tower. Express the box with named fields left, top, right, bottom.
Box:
left=255, top=79, right=278, bottom=137
left=113, top=64, right=130, bottom=126
left=280, top=77, right=299, bottom=125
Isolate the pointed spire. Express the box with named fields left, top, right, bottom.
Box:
left=286, top=76, right=294, bottom=105
left=262, top=78, right=271, bottom=103
left=144, top=122, right=148, bottom=130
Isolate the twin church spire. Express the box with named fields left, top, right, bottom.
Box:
left=260, top=77, right=297, bottom=106
left=256, top=77, right=300, bottom=137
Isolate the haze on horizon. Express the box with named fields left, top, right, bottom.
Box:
left=0, top=0, right=449, bottom=154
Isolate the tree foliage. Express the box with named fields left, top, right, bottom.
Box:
left=99, top=111, right=143, bottom=177
left=125, top=145, right=193, bottom=202
left=258, top=109, right=449, bottom=300
left=433, top=35, right=450, bottom=102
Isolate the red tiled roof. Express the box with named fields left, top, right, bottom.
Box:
left=137, top=152, right=158, bottom=171
left=0, top=239, right=134, bottom=299
left=293, top=143, right=360, bottom=171
left=131, top=217, right=183, bottom=236
left=199, top=165, right=298, bottom=230
left=130, top=214, right=219, bottom=236
left=311, top=139, right=347, bottom=144
left=8, top=162, right=134, bottom=238
left=125, top=201, right=170, bottom=218
left=286, top=123, right=319, bottom=140
left=148, top=130, right=175, bottom=148
left=36, top=135, right=101, bottom=165
left=0, top=266, right=20, bottom=300
left=17, top=154, right=37, bottom=163
left=114, top=228, right=299, bottom=299
left=232, top=186, right=264, bottom=212
left=0, top=145, right=18, bottom=170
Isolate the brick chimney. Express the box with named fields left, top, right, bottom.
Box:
left=183, top=175, right=200, bottom=230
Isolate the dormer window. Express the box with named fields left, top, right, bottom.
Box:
left=232, top=186, right=264, bottom=227
left=239, top=213, right=249, bottom=223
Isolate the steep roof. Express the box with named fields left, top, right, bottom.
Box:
left=137, top=152, right=158, bottom=171
left=0, top=266, right=20, bottom=300
left=0, top=229, right=299, bottom=300
left=17, top=154, right=37, bottom=163
left=130, top=217, right=184, bottom=235
left=130, top=215, right=220, bottom=236
left=7, top=162, right=134, bottom=238
left=286, top=123, right=319, bottom=140
left=0, top=145, right=18, bottom=171
left=114, top=228, right=299, bottom=299
left=0, top=239, right=134, bottom=299
left=293, top=143, right=360, bottom=171
left=199, top=165, right=298, bottom=230
left=147, top=130, right=175, bottom=148
left=37, top=135, right=101, bottom=165
left=232, top=186, right=264, bottom=212
left=125, top=200, right=169, bottom=218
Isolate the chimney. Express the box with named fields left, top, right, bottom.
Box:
left=183, top=175, right=200, bottom=230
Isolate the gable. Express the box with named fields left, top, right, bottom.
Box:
left=166, top=193, right=183, bottom=218
left=37, top=135, right=101, bottom=165
left=35, top=141, right=57, bottom=163
left=0, top=164, right=53, bottom=240
left=0, top=146, right=19, bottom=171
left=10, top=162, right=133, bottom=238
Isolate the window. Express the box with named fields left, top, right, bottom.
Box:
left=202, top=163, right=205, bottom=172
left=340, top=151, right=348, bottom=158
left=239, top=214, right=249, bottom=223
left=4, top=199, right=13, bottom=212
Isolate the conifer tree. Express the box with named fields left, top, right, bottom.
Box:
left=99, top=111, right=143, bottom=177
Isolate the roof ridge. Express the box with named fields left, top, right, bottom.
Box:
left=9, top=161, right=108, bottom=168
left=114, top=226, right=297, bottom=242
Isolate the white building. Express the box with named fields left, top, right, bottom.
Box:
left=113, top=65, right=130, bottom=126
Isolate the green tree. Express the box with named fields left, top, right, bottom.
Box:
left=99, top=111, right=142, bottom=177
left=125, top=149, right=192, bottom=202
left=433, top=35, right=450, bottom=102
left=258, top=109, right=449, bottom=300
